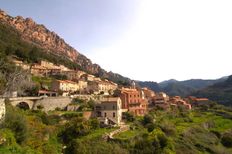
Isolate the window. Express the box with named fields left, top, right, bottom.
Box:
left=113, top=105, right=115, bottom=110
left=113, top=112, right=115, bottom=117
left=104, top=112, right=107, bottom=117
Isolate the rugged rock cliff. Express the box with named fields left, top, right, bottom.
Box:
left=0, top=9, right=130, bottom=84
left=0, top=10, right=78, bottom=61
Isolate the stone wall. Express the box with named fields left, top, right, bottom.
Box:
left=34, top=97, right=72, bottom=112
left=0, top=99, right=5, bottom=122
left=67, top=104, right=80, bottom=111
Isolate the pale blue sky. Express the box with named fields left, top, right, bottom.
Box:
left=1, top=0, right=232, bottom=82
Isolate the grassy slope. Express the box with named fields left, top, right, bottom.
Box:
left=115, top=107, right=232, bottom=154
left=1, top=102, right=232, bottom=154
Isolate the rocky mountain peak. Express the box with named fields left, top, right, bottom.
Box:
left=0, top=9, right=131, bottom=84
left=0, top=10, right=79, bottom=61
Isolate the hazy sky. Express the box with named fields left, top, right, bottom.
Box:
left=1, top=0, right=232, bottom=82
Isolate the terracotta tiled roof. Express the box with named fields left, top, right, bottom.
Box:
left=56, top=80, right=77, bottom=84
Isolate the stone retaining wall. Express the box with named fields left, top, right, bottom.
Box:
left=0, top=99, right=5, bottom=122
left=34, top=97, right=72, bottom=112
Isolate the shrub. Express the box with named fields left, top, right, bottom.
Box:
left=37, top=105, right=44, bottom=110
left=58, top=117, right=91, bottom=144
left=221, top=132, right=232, bottom=147
left=157, top=133, right=168, bottom=148
left=143, top=114, right=154, bottom=126
left=62, top=112, right=82, bottom=120
left=66, top=139, right=128, bottom=154
left=146, top=123, right=155, bottom=132
left=2, top=105, right=28, bottom=144
left=0, top=128, right=17, bottom=146
left=124, top=112, right=135, bottom=122
left=41, top=114, right=61, bottom=125
left=159, top=121, right=176, bottom=136
left=90, top=118, right=100, bottom=129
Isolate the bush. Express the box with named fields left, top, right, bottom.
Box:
left=37, top=105, right=44, bottom=110
left=0, top=128, right=17, bottom=146
left=66, top=139, right=128, bottom=154
left=124, top=112, right=135, bottom=122
left=157, top=133, right=168, bottom=148
left=90, top=118, right=100, bottom=129
left=2, top=104, right=28, bottom=144
left=40, top=114, right=61, bottom=125
left=58, top=117, right=91, bottom=144
left=159, top=121, right=176, bottom=136
left=221, top=132, right=232, bottom=147
left=146, top=123, right=155, bottom=132
left=143, top=114, right=154, bottom=126
left=62, top=112, right=82, bottom=120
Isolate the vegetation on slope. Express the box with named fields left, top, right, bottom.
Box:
left=0, top=21, right=131, bottom=85
left=194, top=75, right=232, bottom=106
left=0, top=22, right=82, bottom=71
left=1, top=101, right=232, bottom=154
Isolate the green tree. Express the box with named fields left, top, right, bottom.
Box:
left=143, top=114, right=154, bottom=125
left=124, top=112, right=135, bottom=122
left=221, top=132, right=232, bottom=147
left=2, top=104, right=28, bottom=144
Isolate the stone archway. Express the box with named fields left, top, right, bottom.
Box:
left=16, top=102, right=30, bottom=110
left=10, top=99, right=35, bottom=109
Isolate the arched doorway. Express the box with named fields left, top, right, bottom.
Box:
left=16, top=102, right=30, bottom=110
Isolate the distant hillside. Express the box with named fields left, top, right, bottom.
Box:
left=159, top=79, right=178, bottom=88
left=0, top=9, right=131, bottom=85
left=138, top=78, right=227, bottom=97
left=136, top=81, right=161, bottom=92
left=194, top=75, right=232, bottom=106
left=162, top=82, right=196, bottom=97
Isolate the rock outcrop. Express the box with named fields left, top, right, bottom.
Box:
left=0, top=10, right=78, bottom=61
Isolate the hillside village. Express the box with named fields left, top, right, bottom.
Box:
left=0, top=58, right=210, bottom=126
left=0, top=8, right=232, bottom=154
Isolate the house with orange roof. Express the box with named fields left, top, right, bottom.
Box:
left=188, top=96, right=209, bottom=106
left=120, top=88, right=148, bottom=116
left=152, top=92, right=170, bottom=110
left=169, top=96, right=192, bottom=110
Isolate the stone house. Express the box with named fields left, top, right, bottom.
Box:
left=51, top=80, right=79, bottom=93
left=13, top=59, right=30, bottom=70
left=81, top=74, right=96, bottom=81
left=141, top=87, right=156, bottom=104
left=77, top=80, right=88, bottom=93
left=94, top=97, right=122, bottom=126
left=152, top=92, right=170, bottom=110
left=58, top=70, right=80, bottom=80
left=30, top=64, right=48, bottom=76
left=87, top=80, right=118, bottom=95
left=169, top=96, right=192, bottom=110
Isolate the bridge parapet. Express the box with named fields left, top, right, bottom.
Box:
left=8, top=96, right=73, bottom=112
left=9, top=97, right=42, bottom=101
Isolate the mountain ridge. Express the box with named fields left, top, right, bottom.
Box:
left=138, top=77, right=228, bottom=97
left=0, top=9, right=131, bottom=85
left=193, top=75, right=232, bottom=106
